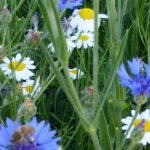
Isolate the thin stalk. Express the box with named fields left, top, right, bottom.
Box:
left=89, top=127, right=102, bottom=150
left=63, top=65, right=91, bottom=127
left=93, top=0, right=99, bottom=114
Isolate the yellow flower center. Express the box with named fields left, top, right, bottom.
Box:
left=71, top=69, right=77, bottom=75
left=80, top=35, right=89, bottom=41
left=133, top=119, right=150, bottom=132
left=78, top=8, right=94, bottom=20
left=9, top=61, right=26, bottom=71
left=25, top=85, right=33, bottom=93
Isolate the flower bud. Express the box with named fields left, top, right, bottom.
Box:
left=134, top=95, right=148, bottom=106
left=80, top=86, right=94, bottom=119
left=131, top=126, right=144, bottom=142
left=25, top=30, right=41, bottom=47
left=0, top=6, right=11, bottom=25
left=18, top=97, right=37, bottom=120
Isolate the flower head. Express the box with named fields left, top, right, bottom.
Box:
left=70, top=8, right=108, bottom=32
left=0, top=117, right=60, bottom=149
left=57, top=0, right=83, bottom=10
left=69, top=67, right=84, bottom=80
left=0, top=53, right=36, bottom=81
left=121, top=109, right=150, bottom=145
left=22, top=77, right=41, bottom=97
left=71, top=31, right=94, bottom=49
left=117, top=58, right=150, bottom=97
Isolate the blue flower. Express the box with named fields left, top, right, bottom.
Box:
left=0, top=117, right=60, bottom=150
left=117, top=58, right=150, bottom=97
left=57, top=0, right=83, bottom=10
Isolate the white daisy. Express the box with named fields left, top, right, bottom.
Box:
left=22, top=77, right=41, bottom=97
left=122, top=109, right=150, bottom=145
left=69, top=67, right=84, bottom=80
left=0, top=53, right=36, bottom=81
left=71, top=32, right=94, bottom=49
left=70, top=8, right=108, bottom=32
left=48, top=38, right=76, bottom=53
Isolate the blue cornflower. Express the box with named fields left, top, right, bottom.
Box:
left=0, top=117, right=60, bottom=150
left=57, top=0, right=83, bottom=10
left=117, top=58, right=150, bottom=97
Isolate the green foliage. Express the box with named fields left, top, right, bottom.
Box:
left=0, top=0, right=150, bottom=149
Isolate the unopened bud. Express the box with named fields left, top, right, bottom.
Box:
left=134, top=95, right=147, bottom=106
left=18, top=97, right=37, bottom=120
left=0, top=6, right=11, bottom=24
left=25, top=30, right=41, bottom=47
left=131, top=126, right=144, bottom=142
left=80, top=86, right=94, bottom=119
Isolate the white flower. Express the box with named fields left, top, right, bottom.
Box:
left=122, top=109, right=150, bottom=145
left=70, top=8, right=108, bottom=32
left=0, top=53, right=36, bottom=81
left=48, top=38, right=76, bottom=53
left=67, top=38, right=76, bottom=52
left=22, top=77, right=41, bottom=97
left=71, top=32, right=94, bottom=49
left=69, top=67, right=84, bottom=80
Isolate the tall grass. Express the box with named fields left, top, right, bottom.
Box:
left=0, top=0, right=150, bottom=149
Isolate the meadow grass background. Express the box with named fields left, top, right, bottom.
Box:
left=0, top=0, right=150, bottom=149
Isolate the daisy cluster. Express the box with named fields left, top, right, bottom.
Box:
left=0, top=13, right=42, bottom=98
left=117, top=58, right=150, bottom=145
left=0, top=53, right=41, bottom=98
left=0, top=5, right=62, bottom=149
left=48, top=0, right=108, bottom=80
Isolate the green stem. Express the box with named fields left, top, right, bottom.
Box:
left=89, top=127, right=102, bottom=150
left=93, top=0, right=99, bottom=112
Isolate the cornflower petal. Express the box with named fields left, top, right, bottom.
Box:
left=127, top=58, right=143, bottom=76
left=0, top=117, right=61, bottom=150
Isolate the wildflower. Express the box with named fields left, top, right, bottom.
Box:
left=22, top=77, right=41, bottom=97
left=57, top=0, right=83, bottom=10
left=48, top=38, right=76, bottom=53
left=0, top=117, right=60, bottom=149
left=71, top=31, right=94, bottom=49
left=70, top=8, right=108, bottom=32
left=117, top=58, right=150, bottom=97
left=0, top=53, right=36, bottom=81
left=121, top=109, right=150, bottom=145
left=69, top=67, right=84, bottom=80
left=25, top=13, right=42, bottom=47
